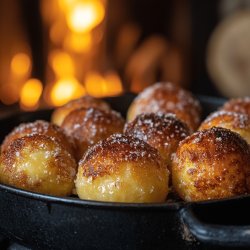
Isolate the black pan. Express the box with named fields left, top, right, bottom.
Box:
left=0, top=94, right=249, bottom=250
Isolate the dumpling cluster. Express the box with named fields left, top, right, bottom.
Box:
left=1, top=84, right=250, bottom=203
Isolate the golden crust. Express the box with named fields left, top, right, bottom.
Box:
left=76, top=134, right=169, bottom=202
left=172, top=127, right=250, bottom=201
left=51, top=95, right=111, bottom=126
left=221, top=97, right=250, bottom=116
left=199, top=111, right=250, bottom=144
left=62, top=107, right=125, bottom=160
left=0, top=134, right=77, bottom=196
left=127, top=82, right=201, bottom=131
left=124, top=113, right=190, bottom=170
left=1, top=120, right=75, bottom=157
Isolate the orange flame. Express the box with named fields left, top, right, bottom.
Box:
left=20, top=79, right=43, bottom=110
left=64, top=32, right=92, bottom=53
left=11, top=53, right=31, bottom=77
left=66, top=0, right=105, bottom=33
left=50, top=77, right=85, bottom=106
left=49, top=50, right=75, bottom=78
left=85, top=71, right=123, bottom=97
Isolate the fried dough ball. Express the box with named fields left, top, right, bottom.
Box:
left=1, top=120, right=75, bottom=157
left=61, top=108, right=125, bottom=160
left=76, top=134, right=169, bottom=203
left=0, top=134, right=77, bottom=196
left=221, top=97, right=250, bottom=116
left=172, top=127, right=250, bottom=201
left=199, top=111, right=250, bottom=144
left=124, top=113, right=190, bottom=173
left=127, top=82, right=201, bottom=131
left=51, top=95, right=111, bottom=126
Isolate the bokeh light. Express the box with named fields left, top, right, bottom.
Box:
left=66, top=0, right=105, bottom=33
left=50, top=77, right=85, bottom=106
left=20, top=79, right=43, bottom=109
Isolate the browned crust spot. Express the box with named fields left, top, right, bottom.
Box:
left=124, top=113, right=190, bottom=145
left=61, top=107, right=125, bottom=159
left=1, top=120, right=74, bottom=157
left=79, top=134, right=166, bottom=179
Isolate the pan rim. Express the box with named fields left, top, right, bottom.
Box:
left=1, top=182, right=249, bottom=210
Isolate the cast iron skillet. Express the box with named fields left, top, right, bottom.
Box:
left=0, top=93, right=250, bottom=250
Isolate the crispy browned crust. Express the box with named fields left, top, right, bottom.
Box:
left=173, top=127, right=250, bottom=201
left=51, top=95, right=111, bottom=125
left=124, top=113, right=190, bottom=164
left=1, top=120, right=75, bottom=157
left=62, top=107, right=125, bottom=160
left=127, top=82, right=201, bottom=131
left=0, top=134, right=77, bottom=195
left=79, top=134, right=166, bottom=179
left=199, top=111, right=250, bottom=131
left=221, top=97, right=250, bottom=116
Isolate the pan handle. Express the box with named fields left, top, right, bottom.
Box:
left=181, top=206, right=250, bottom=247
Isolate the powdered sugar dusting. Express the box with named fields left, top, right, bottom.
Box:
left=222, top=97, right=250, bottom=116
left=80, top=134, right=164, bottom=174
left=201, top=111, right=250, bottom=130
left=129, top=82, right=201, bottom=130
left=124, top=113, right=190, bottom=154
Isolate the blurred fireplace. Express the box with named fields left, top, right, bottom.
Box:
left=0, top=0, right=249, bottom=112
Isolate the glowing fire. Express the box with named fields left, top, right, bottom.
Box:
left=49, top=50, right=75, bottom=78
left=64, top=32, right=92, bottom=53
left=11, top=53, right=31, bottom=77
left=50, top=77, right=85, bottom=106
left=85, top=71, right=123, bottom=97
left=20, top=79, right=43, bottom=110
left=66, top=0, right=105, bottom=33
left=1, top=0, right=123, bottom=110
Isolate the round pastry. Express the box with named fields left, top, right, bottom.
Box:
left=61, top=108, right=125, bottom=161
left=75, top=134, right=169, bottom=203
left=51, top=95, right=111, bottom=126
left=172, top=127, right=250, bottom=202
left=199, top=111, right=250, bottom=144
left=124, top=113, right=190, bottom=172
left=221, top=97, right=250, bottom=117
left=1, top=120, right=75, bottom=157
left=0, top=134, right=77, bottom=196
left=127, top=82, right=201, bottom=131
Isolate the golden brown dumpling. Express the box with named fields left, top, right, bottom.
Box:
left=76, top=134, right=169, bottom=203
left=127, top=82, right=201, bottom=131
left=1, top=120, right=74, bottom=157
left=0, top=134, right=77, bottom=196
left=221, top=97, right=250, bottom=116
left=172, top=127, right=250, bottom=201
left=61, top=108, right=125, bottom=160
left=51, top=95, right=111, bottom=126
left=199, top=111, right=250, bottom=144
left=124, top=113, right=190, bottom=173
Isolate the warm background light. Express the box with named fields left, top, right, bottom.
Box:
left=49, top=50, right=75, bottom=78
left=20, top=79, right=43, bottom=110
left=85, top=71, right=123, bottom=97
left=50, top=77, right=85, bottom=106
left=0, top=0, right=123, bottom=110
left=64, top=32, right=92, bottom=53
left=11, top=53, right=31, bottom=77
left=66, top=0, right=105, bottom=33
